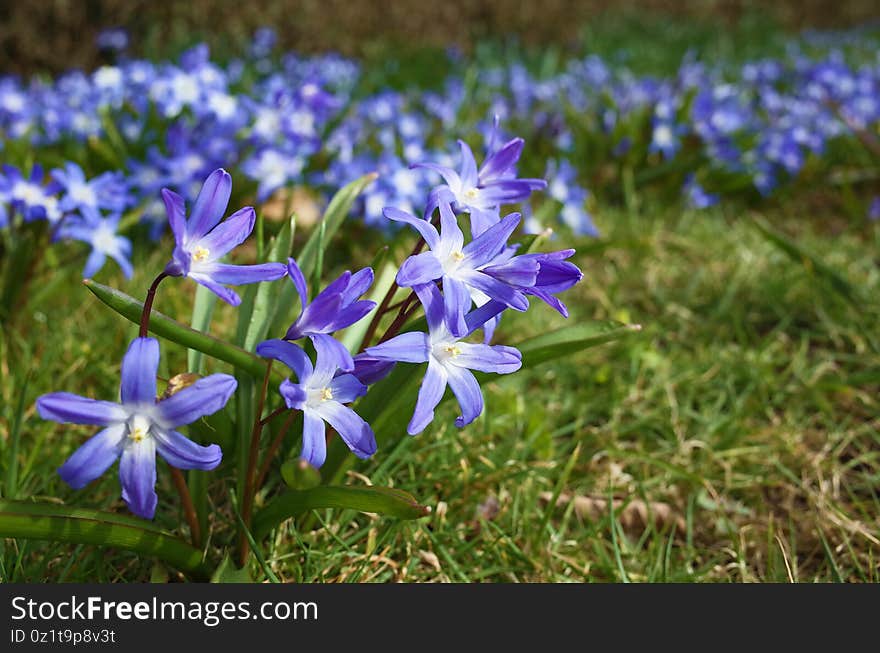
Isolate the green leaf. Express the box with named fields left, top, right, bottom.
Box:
left=749, top=215, right=864, bottom=309
left=517, top=320, right=643, bottom=366
left=253, top=485, right=428, bottom=539
left=83, top=279, right=284, bottom=382
left=0, top=500, right=210, bottom=580
left=211, top=554, right=253, bottom=583
left=280, top=458, right=322, bottom=490
left=295, top=172, right=378, bottom=278
left=187, top=285, right=218, bottom=374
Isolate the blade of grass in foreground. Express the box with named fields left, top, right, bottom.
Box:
left=0, top=500, right=210, bottom=580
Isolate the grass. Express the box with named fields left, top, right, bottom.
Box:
left=2, top=194, right=879, bottom=582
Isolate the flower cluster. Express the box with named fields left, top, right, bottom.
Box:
left=36, top=127, right=583, bottom=517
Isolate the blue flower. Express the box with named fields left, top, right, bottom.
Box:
left=386, top=199, right=533, bottom=337
left=0, top=164, right=62, bottom=224
left=56, top=207, right=134, bottom=279
left=364, top=283, right=520, bottom=434
left=52, top=162, right=129, bottom=214
left=162, top=168, right=287, bottom=305
left=37, top=337, right=236, bottom=519
left=683, top=174, right=719, bottom=209
left=414, top=136, right=546, bottom=236
left=256, top=337, right=376, bottom=468
left=283, top=257, right=375, bottom=371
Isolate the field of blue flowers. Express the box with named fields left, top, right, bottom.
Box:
left=1, top=19, right=879, bottom=582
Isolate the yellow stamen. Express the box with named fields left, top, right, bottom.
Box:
left=320, top=387, right=333, bottom=401
left=130, top=427, right=145, bottom=443
left=451, top=251, right=465, bottom=262
left=444, top=344, right=461, bottom=358
left=464, top=188, right=478, bottom=201
left=192, top=246, right=210, bottom=262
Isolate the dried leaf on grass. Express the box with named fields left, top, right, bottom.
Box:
left=540, top=491, right=685, bottom=535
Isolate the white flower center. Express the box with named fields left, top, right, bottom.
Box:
left=127, top=414, right=153, bottom=443
left=92, top=224, right=118, bottom=253
left=69, top=183, right=97, bottom=207
left=306, top=386, right=333, bottom=408
left=191, top=246, right=210, bottom=262
left=432, top=341, right=461, bottom=363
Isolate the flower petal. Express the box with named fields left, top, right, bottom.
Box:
left=311, top=333, right=349, bottom=382
left=452, top=342, right=522, bottom=374
left=458, top=269, right=529, bottom=312
left=189, top=273, right=242, bottom=306
left=457, top=140, right=479, bottom=189
left=443, top=276, right=472, bottom=337
left=82, top=250, right=106, bottom=279
left=383, top=206, right=440, bottom=249
left=188, top=168, right=232, bottom=240
left=37, top=392, right=126, bottom=426
left=462, top=212, right=521, bottom=267
left=57, top=423, right=125, bottom=489
left=161, top=188, right=186, bottom=248
left=287, top=257, right=309, bottom=310
left=341, top=267, right=374, bottom=305
left=119, top=439, right=158, bottom=519
left=193, top=206, right=255, bottom=258
left=156, top=374, right=237, bottom=428
left=154, top=429, right=222, bottom=470
left=479, top=137, right=524, bottom=183
left=468, top=207, right=500, bottom=238
left=413, top=282, right=446, bottom=333
left=256, top=339, right=313, bottom=380
left=351, top=355, right=397, bottom=386
left=408, top=360, right=448, bottom=435
left=438, top=199, right=464, bottom=253
left=364, top=331, right=430, bottom=363
left=120, top=337, right=160, bottom=406
left=205, top=262, right=287, bottom=285
left=314, top=401, right=376, bottom=459
left=301, top=410, right=327, bottom=468
left=328, top=373, right=368, bottom=404
left=445, top=365, right=484, bottom=428
left=410, top=162, right=462, bottom=195
left=397, top=251, right=443, bottom=287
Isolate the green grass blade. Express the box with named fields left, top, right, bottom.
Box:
left=749, top=215, right=864, bottom=309
left=517, top=320, right=643, bottom=366
left=253, top=485, right=429, bottom=539
left=83, top=279, right=283, bottom=382
left=295, top=172, right=378, bottom=278
left=0, top=500, right=210, bottom=580
left=4, top=371, right=30, bottom=499
left=187, top=285, right=218, bottom=374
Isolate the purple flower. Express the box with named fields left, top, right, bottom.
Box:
left=36, top=337, right=235, bottom=519
left=256, top=337, right=376, bottom=468
left=385, top=200, right=533, bottom=337
left=683, top=174, right=719, bottom=209
left=414, top=137, right=546, bottom=236
left=162, top=168, right=287, bottom=305
left=364, top=283, right=520, bottom=434
left=869, top=197, right=880, bottom=222
left=51, top=162, right=128, bottom=214
left=483, top=248, right=584, bottom=318
left=0, top=164, right=62, bottom=224
left=56, top=207, right=133, bottom=279
left=283, top=257, right=375, bottom=371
